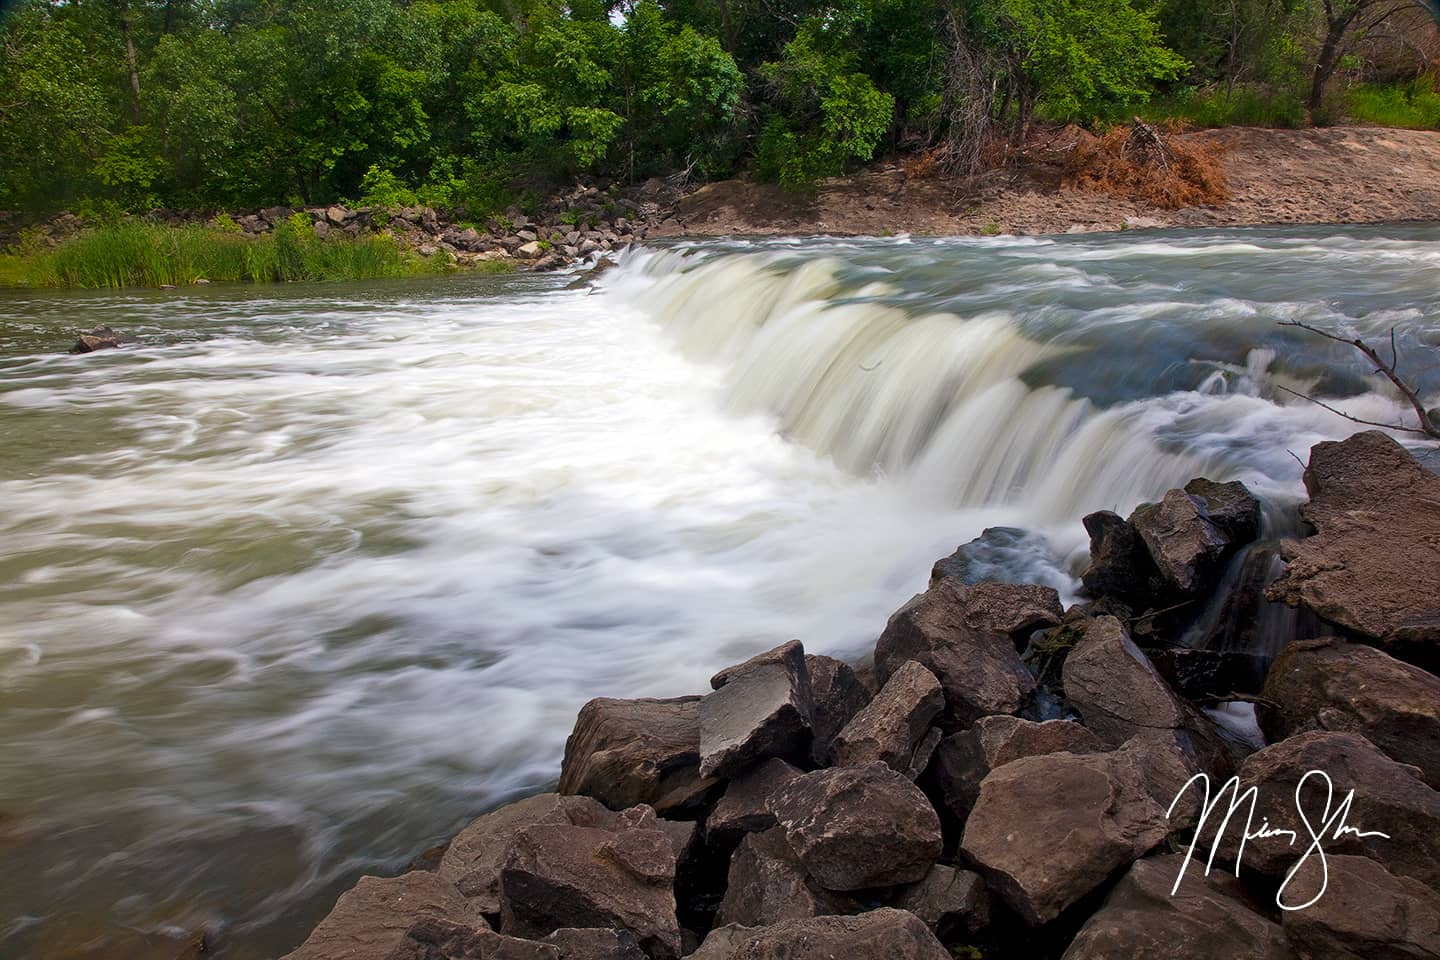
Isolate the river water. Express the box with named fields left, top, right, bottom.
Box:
left=2, top=226, right=1437, bottom=957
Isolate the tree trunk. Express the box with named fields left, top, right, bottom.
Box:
left=122, top=12, right=142, bottom=121
left=717, top=0, right=736, bottom=54
left=1308, top=17, right=1352, bottom=114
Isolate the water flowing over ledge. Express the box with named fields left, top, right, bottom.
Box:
left=0, top=226, right=1436, bottom=957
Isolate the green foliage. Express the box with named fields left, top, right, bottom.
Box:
left=1345, top=79, right=1440, bottom=130
left=1116, top=86, right=1308, bottom=128
left=357, top=165, right=420, bottom=208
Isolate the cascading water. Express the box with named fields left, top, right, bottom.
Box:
left=1, top=226, right=1436, bottom=958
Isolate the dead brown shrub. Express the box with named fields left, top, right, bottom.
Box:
left=902, top=148, right=944, bottom=180
left=1062, top=119, right=1230, bottom=209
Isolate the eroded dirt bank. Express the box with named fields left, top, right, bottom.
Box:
left=655, top=126, right=1440, bottom=238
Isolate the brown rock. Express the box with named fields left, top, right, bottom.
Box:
left=706, top=758, right=802, bottom=842
left=714, top=827, right=855, bottom=927
left=804, top=655, right=871, bottom=764
left=70, top=325, right=133, bottom=354
left=282, top=872, right=479, bottom=960
left=558, top=697, right=714, bottom=814
left=1061, top=854, right=1291, bottom=960
left=891, top=864, right=990, bottom=939
left=498, top=807, right=680, bottom=959
left=689, top=909, right=951, bottom=960
left=1080, top=510, right=1157, bottom=602
left=960, top=749, right=1170, bottom=925
left=395, top=917, right=554, bottom=960
left=1279, top=855, right=1440, bottom=959
left=1129, top=489, right=1231, bottom=596
left=1265, top=431, right=1440, bottom=669
left=1259, top=637, right=1440, bottom=788
left=767, top=763, right=942, bottom=891
left=1183, top=478, right=1261, bottom=544
left=873, top=580, right=1039, bottom=728
left=932, top=716, right=1104, bottom=820
left=829, top=661, right=943, bottom=775
left=699, top=641, right=813, bottom=779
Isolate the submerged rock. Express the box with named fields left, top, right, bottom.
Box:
left=70, top=325, right=135, bottom=353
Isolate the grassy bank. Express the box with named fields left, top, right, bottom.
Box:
left=0, top=216, right=501, bottom=289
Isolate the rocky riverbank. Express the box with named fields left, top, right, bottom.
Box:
left=280, top=429, right=1440, bottom=960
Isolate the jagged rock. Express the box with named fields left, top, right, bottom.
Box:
left=891, top=864, right=990, bottom=939
left=1130, top=489, right=1232, bottom=596
left=689, top=909, right=951, bottom=960
left=714, top=827, right=855, bottom=927
left=1080, top=510, right=1157, bottom=602
left=1062, top=617, right=1231, bottom=777
left=829, top=661, right=943, bottom=775
left=706, top=758, right=802, bottom=843
left=873, top=580, right=1044, bottom=728
left=325, top=205, right=351, bottom=225
left=70, top=325, right=135, bottom=353
left=699, top=641, right=813, bottom=779
left=767, top=762, right=942, bottom=891
left=1218, top=732, right=1440, bottom=889
left=931, top=716, right=1104, bottom=821
left=1061, top=854, right=1291, bottom=960
left=1266, top=432, right=1440, bottom=670
left=439, top=793, right=616, bottom=915
left=1279, top=854, right=1440, bottom=959
left=558, top=696, right=713, bottom=814
left=804, top=654, right=871, bottom=764
left=960, top=749, right=1171, bottom=925
left=395, top=917, right=552, bottom=960
left=499, top=806, right=680, bottom=959
left=282, top=872, right=479, bottom=960
left=1259, top=637, right=1440, bottom=789
left=1184, top=478, right=1261, bottom=543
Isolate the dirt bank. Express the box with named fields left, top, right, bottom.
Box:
left=654, top=126, right=1440, bottom=237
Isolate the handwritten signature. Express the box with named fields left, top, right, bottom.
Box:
left=1167, top=770, right=1390, bottom=910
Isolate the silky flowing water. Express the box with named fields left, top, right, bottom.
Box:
left=2, top=226, right=1437, bottom=958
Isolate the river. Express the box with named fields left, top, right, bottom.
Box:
left=1, top=226, right=1437, bottom=958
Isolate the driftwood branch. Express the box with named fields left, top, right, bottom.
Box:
left=1278, top=320, right=1439, bottom=440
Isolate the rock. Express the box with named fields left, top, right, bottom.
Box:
left=828, top=661, right=943, bottom=776
left=706, top=758, right=802, bottom=842
left=1147, top=647, right=1271, bottom=701
left=438, top=793, right=616, bottom=915
left=1265, top=432, right=1440, bottom=670
left=1061, top=854, right=1291, bottom=960
left=1183, top=478, right=1261, bottom=544
left=313, top=219, right=331, bottom=238
left=873, top=580, right=1042, bottom=728
left=326, top=205, right=351, bottom=225
left=1062, top=616, right=1230, bottom=780
left=714, top=827, right=854, bottom=927
left=282, top=872, right=479, bottom=960
left=395, top=917, right=553, bottom=960
left=532, top=252, right=569, bottom=271
left=516, top=229, right=538, bottom=243
left=1123, top=215, right=1170, bottom=230
left=767, top=762, right=942, bottom=891
left=1279, top=854, right=1440, bottom=959
left=804, top=655, right=871, bottom=765
left=261, top=204, right=293, bottom=224
left=498, top=807, right=680, bottom=959
left=699, top=641, right=813, bottom=779
left=1080, top=510, right=1158, bottom=603
left=192, top=277, right=210, bottom=285
left=931, top=716, right=1104, bottom=820
left=929, top=527, right=1065, bottom=588
left=515, top=241, right=545, bottom=259
left=1219, top=731, right=1440, bottom=889
left=1129, top=489, right=1232, bottom=596
left=542, top=928, right=647, bottom=960
left=891, top=864, right=990, bottom=939
left=70, top=325, right=134, bottom=353
left=1259, top=637, right=1440, bottom=789
left=960, top=749, right=1171, bottom=925
left=689, top=909, right=950, bottom=960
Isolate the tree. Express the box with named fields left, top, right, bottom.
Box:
left=1306, top=0, right=1428, bottom=113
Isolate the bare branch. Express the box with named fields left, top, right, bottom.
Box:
left=1278, top=320, right=1439, bottom=439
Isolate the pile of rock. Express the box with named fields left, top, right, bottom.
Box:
left=284, top=431, right=1439, bottom=960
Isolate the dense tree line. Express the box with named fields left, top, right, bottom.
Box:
left=0, top=0, right=1435, bottom=211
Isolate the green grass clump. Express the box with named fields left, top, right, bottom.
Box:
left=1134, top=87, right=1308, bottom=129
left=0, top=215, right=500, bottom=289
left=1344, top=79, right=1440, bottom=130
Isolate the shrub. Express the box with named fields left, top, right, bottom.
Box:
left=1063, top=120, right=1229, bottom=208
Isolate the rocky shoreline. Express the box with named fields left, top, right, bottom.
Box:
left=280, top=429, right=1440, bottom=960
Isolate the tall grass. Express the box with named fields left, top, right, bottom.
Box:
left=0, top=216, right=500, bottom=289
left=1344, top=79, right=1440, bottom=129
left=1134, top=88, right=1309, bottom=129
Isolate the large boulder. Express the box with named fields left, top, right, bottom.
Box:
left=1266, top=431, right=1440, bottom=670
left=705, top=758, right=802, bottom=844
left=1079, top=510, right=1157, bottom=603
left=498, top=806, right=681, bottom=959
left=874, top=580, right=1058, bottom=728
left=1219, top=731, right=1440, bottom=890
left=699, top=641, right=814, bottom=779
left=713, top=827, right=855, bottom=927
left=689, top=909, right=950, bottom=960
left=828, top=661, right=944, bottom=776
left=1279, top=854, right=1440, bottom=959
left=931, top=716, right=1104, bottom=821
left=804, top=655, right=871, bottom=765
left=891, top=864, right=991, bottom=940
left=439, top=793, right=614, bottom=915
left=960, top=749, right=1171, bottom=925
left=767, top=762, right=942, bottom=891
left=1129, top=489, right=1233, bottom=597
left=1259, top=637, right=1440, bottom=789
left=1061, top=854, right=1291, bottom=960
left=282, top=872, right=479, bottom=960
left=1184, top=478, right=1261, bottom=544
left=558, top=697, right=714, bottom=813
